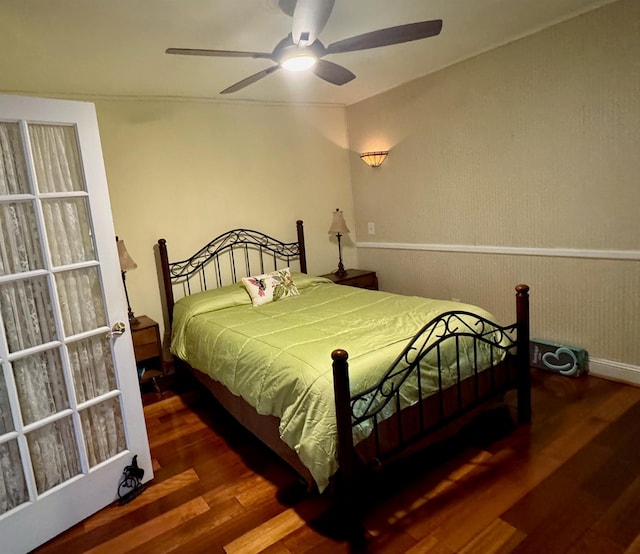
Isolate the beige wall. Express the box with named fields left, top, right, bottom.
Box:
left=94, top=99, right=356, bottom=336
left=346, top=0, right=640, bottom=367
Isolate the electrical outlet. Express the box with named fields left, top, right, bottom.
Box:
left=367, top=222, right=375, bottom=235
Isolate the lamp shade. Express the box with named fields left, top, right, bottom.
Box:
left=117, top=239, right=138, bottom=272
left=360, top=151, right=389, bottom=167
left=328, top=209, right=350, bottom=235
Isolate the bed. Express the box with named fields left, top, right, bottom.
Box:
left=157, top=220, right=530, bottom=526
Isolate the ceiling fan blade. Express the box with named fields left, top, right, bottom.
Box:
left=312, top=59, right=355, bottom=86
left=278, top=0, right=296, bottom=17
left=326, top=19, right=443, bottom=54
left=292, top=0, right=335, bottom=46
left=166, top=47, right=273, bottom=59
left=220, top=65, right=281, bottom=94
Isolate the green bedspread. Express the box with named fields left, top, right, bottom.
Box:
left=171, top=273, right=501, bottom=492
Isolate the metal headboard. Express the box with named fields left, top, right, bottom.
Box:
left=158, top=220, right=306, bottom=324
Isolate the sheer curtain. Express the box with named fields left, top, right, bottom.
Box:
left=0, top=122, right=124, bottom=514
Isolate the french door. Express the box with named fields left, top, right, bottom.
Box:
left=0, top=94, right=152, bottom=553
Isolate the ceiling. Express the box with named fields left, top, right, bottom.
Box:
left=0, top=0, right=614, bottom=106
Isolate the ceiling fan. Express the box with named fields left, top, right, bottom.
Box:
left=166, top=0, right=442, bottom=94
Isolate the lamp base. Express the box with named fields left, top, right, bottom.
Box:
left=128, top=307, right=138, bottom=326
left=122, top=272, right=139, bottom=326
left=334, top=258, right=347, bottom=278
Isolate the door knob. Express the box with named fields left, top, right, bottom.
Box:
left=107, top=321, right=127, bottom=338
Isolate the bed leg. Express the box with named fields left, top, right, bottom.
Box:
left=332, top=349, right=363, bottom=540
left=515, top=284, right=531, bottom=424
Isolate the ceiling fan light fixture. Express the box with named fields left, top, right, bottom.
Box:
left=281, top=53, right=317, bottom=71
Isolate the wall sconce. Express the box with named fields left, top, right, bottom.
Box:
left=360, top=151, right=389, bottom=167
left=116, top=237, right=138, bottom=324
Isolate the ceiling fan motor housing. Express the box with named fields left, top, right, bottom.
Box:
left=274, top=35, right=327, bottom=66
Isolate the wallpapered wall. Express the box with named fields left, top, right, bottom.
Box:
left=94, top=99, right=357, bottom=337
left=346, top=0, right=640, bottom=370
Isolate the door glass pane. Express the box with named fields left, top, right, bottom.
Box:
left=0, top=122, right=30, bottom=195
left=0, top=439, right=28, bottom=514
left=56, top=267, right=106, bottom=336
left=80, top=397, right=125, bottom=468
left=69, top=335, right=116, bottom=403
left=27, top=416, right=80, bottom=494
left=0, top=276, right=57, bottom=353
left=0, top=201, right=43, bottom=276
left=12, top=349, right=68, bottom=426
left=29, top=124, right=85, bottom=193
left=0, top=369, right=14, bottom=434
left=42, top=197, right=95, bottom=266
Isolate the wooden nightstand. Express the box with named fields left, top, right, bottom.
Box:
left=130, top=315, right=163, bottom=388
left=320, top=269, right=378, bottom=290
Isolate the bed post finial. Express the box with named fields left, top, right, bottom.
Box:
left=515, top=284, right=531, bottom=424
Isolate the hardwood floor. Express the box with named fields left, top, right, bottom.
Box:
left=35, top=369, right=640, bottom=553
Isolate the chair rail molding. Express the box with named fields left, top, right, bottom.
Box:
left=356, top=241, right=640, bottom=261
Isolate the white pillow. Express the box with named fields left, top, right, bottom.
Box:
left=241, top=267, right=299, bottom=307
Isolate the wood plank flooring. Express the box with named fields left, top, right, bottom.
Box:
left=35, top=369, right=640, bottom=553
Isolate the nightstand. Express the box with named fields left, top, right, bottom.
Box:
left=130, top=315, right=163, bottom=389
left=320, top=269, right=378, bottom=290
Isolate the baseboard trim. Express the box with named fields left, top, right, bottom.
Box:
left=356, top=241, right=640, bottom=261
left=588, top=358, right=640, bottom=386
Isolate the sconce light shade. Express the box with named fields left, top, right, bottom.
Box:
left=360, top=151, right=389, bottom=167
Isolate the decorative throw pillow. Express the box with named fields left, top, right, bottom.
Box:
left=241, top=267, right=299, bottom=306
left=270, top=267, right=299, bottom=301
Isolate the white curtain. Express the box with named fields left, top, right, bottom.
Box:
left=0, top=122, right=124, bottom=513
left=0, top=122, right=35, bottom=512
